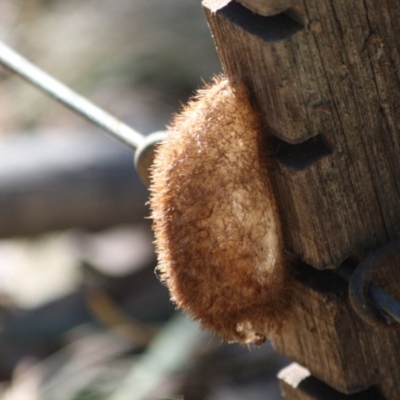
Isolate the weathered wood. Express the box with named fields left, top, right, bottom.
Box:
left=270, top=259, right=400, bottom=398
left=0, top=132, right=148, bottom=238
left=278, top=363, right=385, bottom=400
left=203, top=0, right=400, bottom=269
left=202, top=1, right=400, bottom=398
left=234, top=0, right=297, bottom=16
left=279, top=364, right=316, bottom=400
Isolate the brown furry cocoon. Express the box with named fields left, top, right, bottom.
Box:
left=149, top=76, right=291, bottom=344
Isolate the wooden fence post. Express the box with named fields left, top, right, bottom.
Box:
left=202, top=0, right=400, bottom=398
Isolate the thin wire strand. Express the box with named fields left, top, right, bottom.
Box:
left=338, top=260, right=400, bottom=325
left=3, top=41, right=400, bottom=326
left=0, top=40, right=145, bottom=151
left=369, top=284, right=400, bottom=324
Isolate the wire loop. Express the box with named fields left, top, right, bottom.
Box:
left=349, top=240, right=400, bottom=328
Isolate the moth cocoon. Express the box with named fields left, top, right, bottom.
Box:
left=150, top=76, right=291, bottom=344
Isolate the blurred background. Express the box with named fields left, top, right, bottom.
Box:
left=0, top=0, right=288, bottom=399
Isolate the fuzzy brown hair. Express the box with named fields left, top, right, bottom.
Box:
left=149, top=76, right=291, bottom=344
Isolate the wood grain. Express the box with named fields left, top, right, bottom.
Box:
left=203, top=0, right=400, bottom=269
left=278, top=363, right=385, bottom=399
left=203, top=1, right=400, bottom=397
left=271, top=260, right=400, bottom=397
left=234, top=0, right=298, bottom=16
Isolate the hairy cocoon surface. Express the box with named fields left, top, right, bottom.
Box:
left=150, top=76, right=290, bottom=344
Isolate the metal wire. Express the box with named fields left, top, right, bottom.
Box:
left=348, top=240, right=400, bottom=327
left=0, top=40, right=145, bottom=151
left=369, top=283, right=400, bottom=324
left=338, top=262, right=400, bottom=325
left=1, top=40, right=400, bottom=327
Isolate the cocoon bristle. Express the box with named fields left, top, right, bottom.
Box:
left=149, top=76, right=291, bottom=344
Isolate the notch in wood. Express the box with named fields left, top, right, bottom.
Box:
left=234, top=0, right=298, bottom=17
left=271, top=134, right=332, bottom=170
left=210, top=1, right=303, bottom=42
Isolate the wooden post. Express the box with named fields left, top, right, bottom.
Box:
left=278, top=363, right=385, bottom=400
left=202, top=0, right=400, bottom=398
